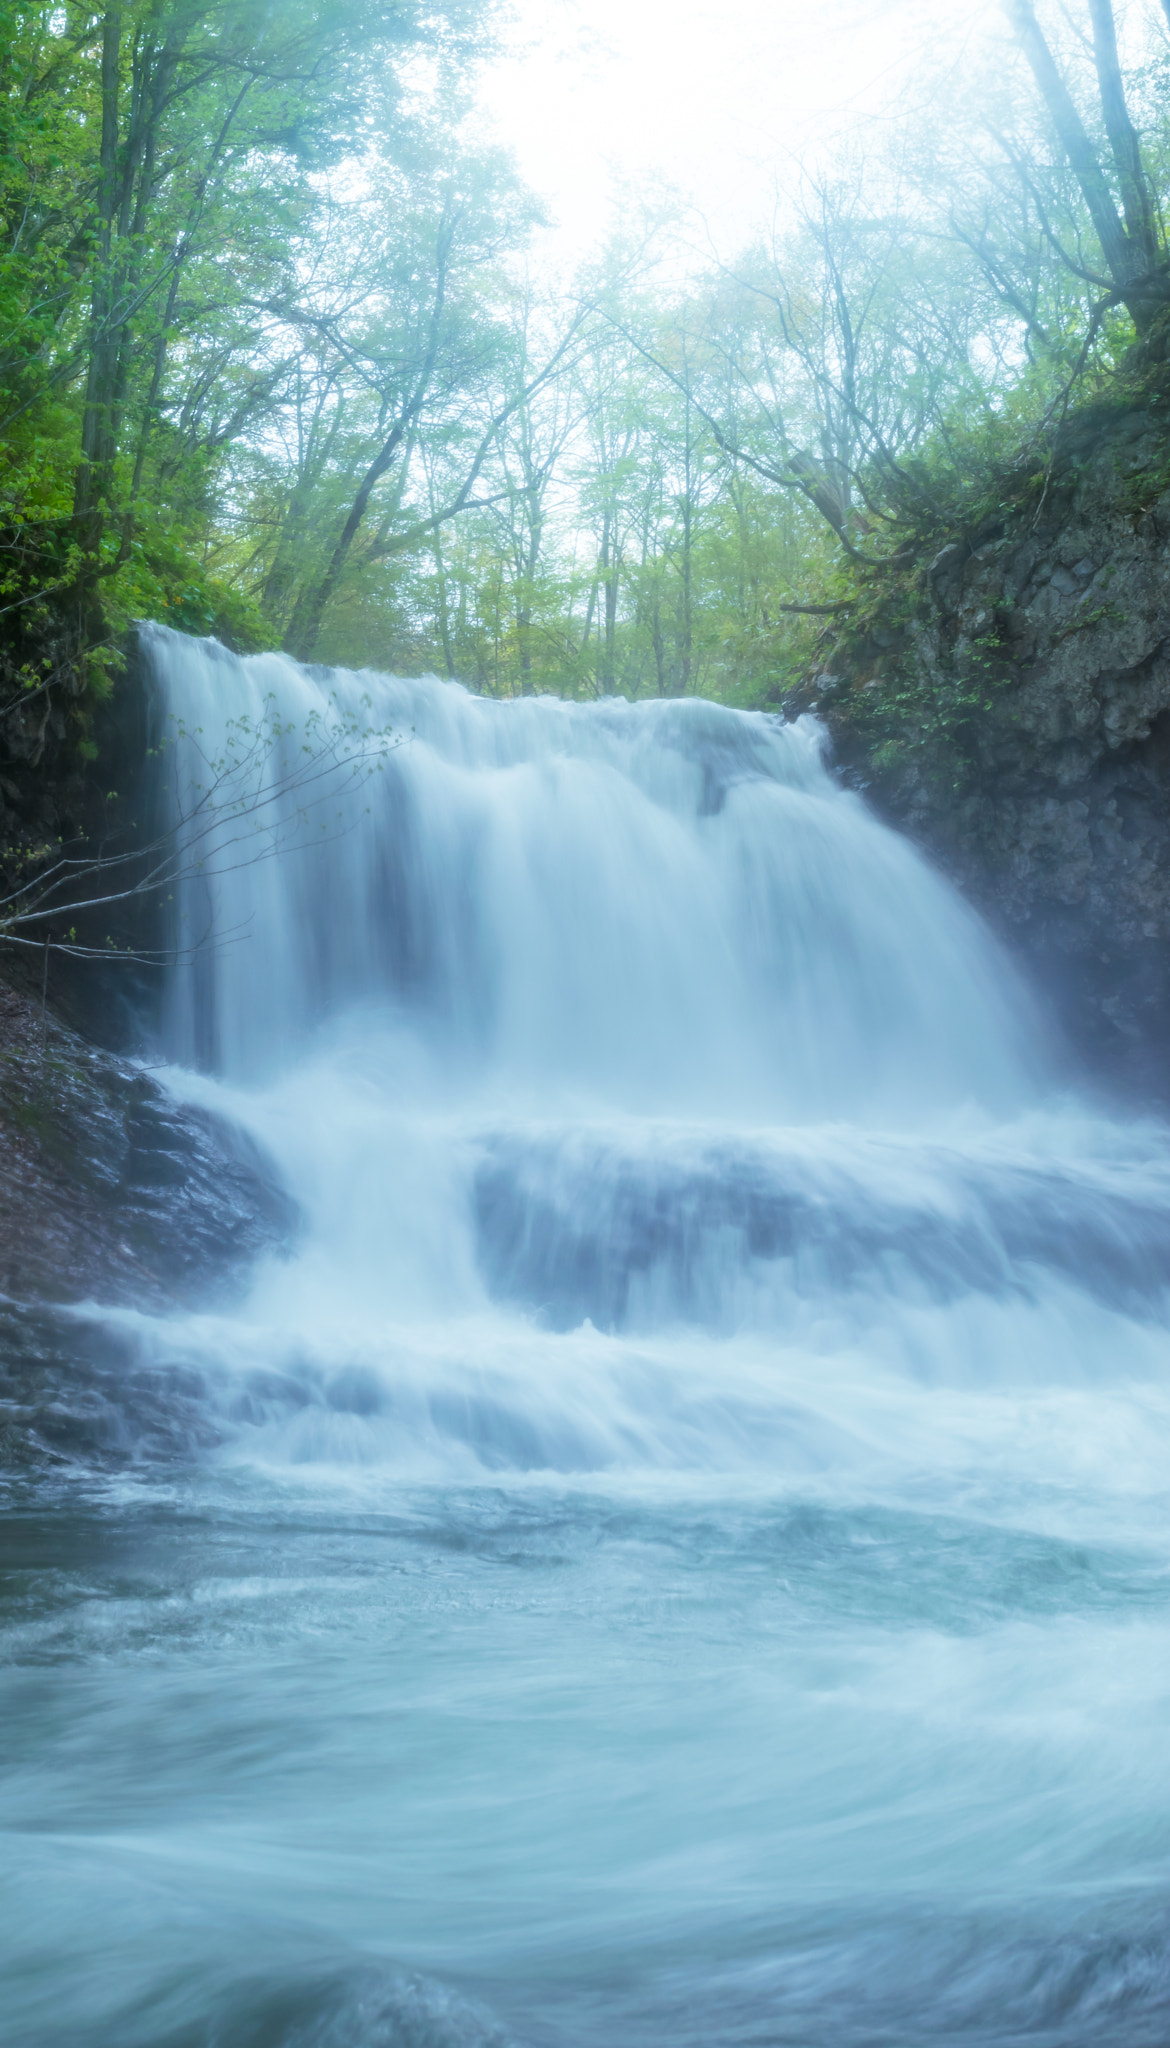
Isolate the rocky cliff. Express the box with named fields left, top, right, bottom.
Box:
left=789, top=378, right=1170, bottom=1095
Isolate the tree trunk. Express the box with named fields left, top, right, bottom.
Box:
left=73, top=8, right=123, bottom=561
left=433, top=530, right=456, bottom=678
left=1007, top=0, right=1166, bottom=330
left=599, top=515, right=617, bottom=693
left=283, top=420, right=409, bottom=659
left=284, top=212, right=457, bottom=661
left=651, top=598, right=666, bottom=697
left=1087, top=0, right=1160, bottom=276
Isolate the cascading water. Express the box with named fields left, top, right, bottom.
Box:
left=5, top=622, right=1170, bottom=2048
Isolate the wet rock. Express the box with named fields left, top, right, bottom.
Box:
left=806, top=400, right=1170, bottom=1095
left=0, top=972, right=296, bottom=1468
left=0, top=975, right=296, bottom=1309
left=0, top=1299, right=220, bottom=1473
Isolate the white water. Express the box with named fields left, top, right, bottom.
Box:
left=5, top=624, right=1170, bottom=2047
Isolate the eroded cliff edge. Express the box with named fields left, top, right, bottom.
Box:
left=784, top=357, right=1170, bottom=1096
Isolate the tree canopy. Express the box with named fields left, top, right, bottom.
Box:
left=3, top=0, right=1170, bottom=715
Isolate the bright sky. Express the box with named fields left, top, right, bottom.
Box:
left=476, top=0, right=984, bottom=264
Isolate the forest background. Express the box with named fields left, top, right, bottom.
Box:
left=4, top=0, right=1170, bottom=722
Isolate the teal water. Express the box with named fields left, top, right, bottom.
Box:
left=3, top=633, right=1170, bottom=2045
left=6, top=1459, right=1170, bottom=2045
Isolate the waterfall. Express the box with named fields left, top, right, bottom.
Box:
left=155, top=624, right=1041, bottom=1116
left=133, top=622, right=1163, bottom=1425
left=136, top=622, right=1170, bottom=1458
left=7, top=625, right=1170, bottom=2048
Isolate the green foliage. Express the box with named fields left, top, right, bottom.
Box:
left=0, top=0, right=496, bottom=741
left=4, top=0, right=1170, bottom=800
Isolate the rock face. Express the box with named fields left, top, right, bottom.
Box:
left=801, top=397, right=1170, bottom=1094
left=0, top=973, right=296, bottom=1469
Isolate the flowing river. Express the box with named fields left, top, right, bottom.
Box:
left=5, top=624, right=1170, bottom=2047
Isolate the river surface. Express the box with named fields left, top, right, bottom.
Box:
left=4, top=628, right=1170, bottom=2046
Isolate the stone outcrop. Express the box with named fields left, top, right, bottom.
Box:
left=0, top=971, right=296, bottom=1469
left=795, top=393, right=1170, bottom=1094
